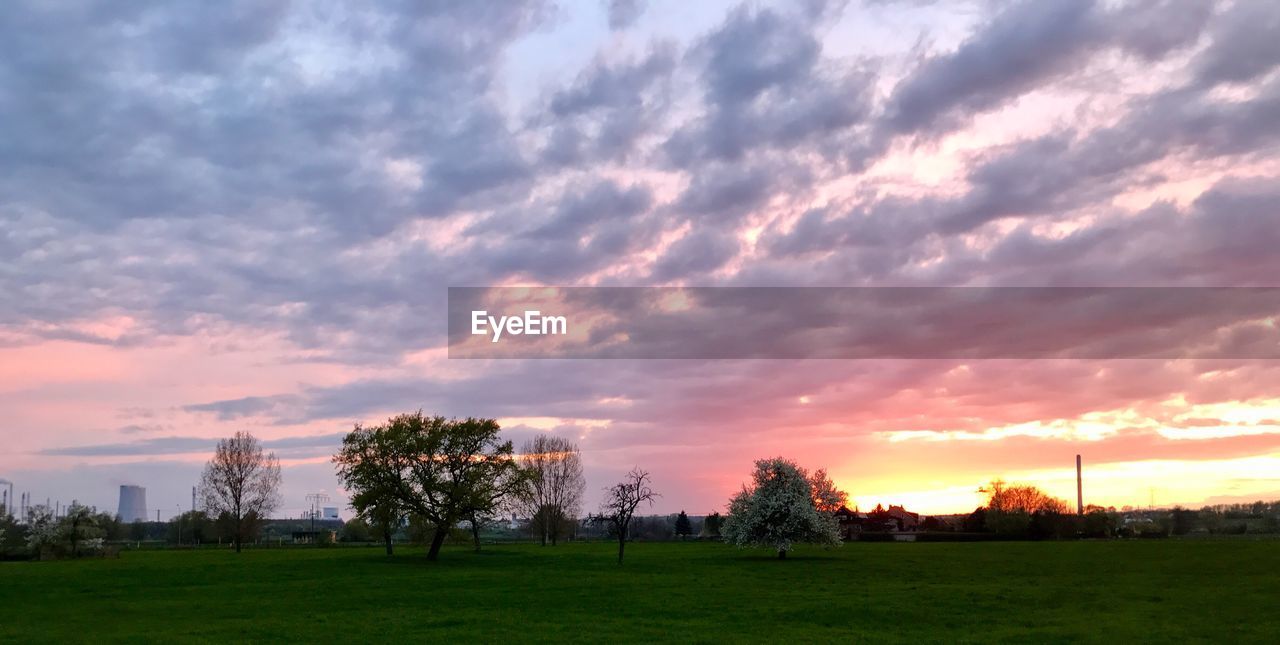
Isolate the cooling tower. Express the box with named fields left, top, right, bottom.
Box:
left=117, top=485, right=148, bottom=523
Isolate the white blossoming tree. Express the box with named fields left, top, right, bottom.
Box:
left=722, top=457, right=847, bottom=559
left=25, top=503, right=105, bottom=558
left=25, top=505, right=60, bottom=557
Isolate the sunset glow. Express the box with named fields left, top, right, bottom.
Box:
left=4, top=0, right=1280, bottom=523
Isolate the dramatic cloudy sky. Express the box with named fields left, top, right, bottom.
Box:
left=4, top=0, right=1280, bottom=519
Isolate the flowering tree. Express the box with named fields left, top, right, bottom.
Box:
left=722, top=457, right=846, bottom=559
left=25, top=505, right=58, bottom=555
left=24, top=503, right=105, bottom=558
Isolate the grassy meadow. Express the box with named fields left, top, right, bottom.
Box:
left=2, top=539, right=1277, bottom=643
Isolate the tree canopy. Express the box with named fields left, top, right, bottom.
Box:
left=333, top=412, right=519, bottom=561
left=199, top=431, right=281, bottom=553
left=722, top=457, right=846, bottom=559
left=515, top=435, right=585, bottom=546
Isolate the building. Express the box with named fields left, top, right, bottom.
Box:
left=117, top=485, right=148, bottom=523
left=884, top=505, right=921, bottom=531
left=834, top=504, right=924, bottom=539
left=322, top=507, right=339, bottom=520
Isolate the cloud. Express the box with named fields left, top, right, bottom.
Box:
left=39, top=432, right=346, bottom=458
left=887, top=0, right=1210, bottom=135
left=1192, top=1, right=1280, bottom=87
left=605, top=0, right=647, bottom=31
left=5, top=0, right=1280, bottom=514
left=183, top=395, right=301, bottom=421
left=663, top=4, right=872, bottom=166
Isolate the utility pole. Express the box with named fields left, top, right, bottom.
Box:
left=305, top=493, right=330, bottom=538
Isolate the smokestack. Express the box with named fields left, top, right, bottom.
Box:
left=1076, top=454, right=1083, bottom=515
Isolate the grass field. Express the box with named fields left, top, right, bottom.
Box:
left=2, top=540, right=1277, bottom=643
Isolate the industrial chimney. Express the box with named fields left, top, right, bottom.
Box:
left=1075, top=454, right=1083, bottom=515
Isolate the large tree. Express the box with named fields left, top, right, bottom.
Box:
left=591, top=467, right=658, bottom=564
left=722, top=457, right=846, bottom=559
left=200, top=431, right=282, bottom=553
left=516, top=435, right=585, bottom=546
left=980, top=480, right=1070, bottom=537
left=333, top=412, right=518, bottom=561
left=334, top=424, right=409, bottom=555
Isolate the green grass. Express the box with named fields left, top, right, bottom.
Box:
left=2, top=540, right=1277, bottom=643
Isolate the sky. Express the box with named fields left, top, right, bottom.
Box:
left=3, top=0, right=1280, bottom=520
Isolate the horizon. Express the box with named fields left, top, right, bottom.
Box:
left=5, top=0, right=1280, bottom=522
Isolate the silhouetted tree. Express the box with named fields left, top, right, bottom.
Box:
left=200, top=431, right=281, bottom=553
left=962, top=507, right=987, bottom=533
left=979, top=480, right=1070, bottom=538
left=590, top=467, right=658, bottom=564
left=1170, top=506, right=1199, bottom=535
left=698, top=512, right=723, bottom=539
left=674, top=511, right=693, bottom=538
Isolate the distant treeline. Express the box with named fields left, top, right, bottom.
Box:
left=927, top=483, right=1280, bottom=540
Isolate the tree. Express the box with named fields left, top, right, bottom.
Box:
left=698, top=512, right=723, bottom=539
left=61, top=504, right=101, bottom=556
left=168, top=511, right=213, bottom=545
left=461, top=446, right=525, bottom=553
left=25, top=505, right=58, bottom=556
left=590, top=467, right=658, bottom=564
left=341, top=517, right=372, bottom=542
left=128, top=519, right=147, bottom=542
left=674, top=511, right=693, bottom=538
left=334, top=422, right=410, bottom=555
left=200, top=431, right=282, bottom=553
left=515, top=435, right=585, bottom=546
left=333, top=412, right=519, bottom=561
left=721, top=457, right=845, bottom=559
left=979, top=480, right=1070, bottom=538
left=24, top=504, right=105, bottom=559
left=1170, top=506, right=1199, bottom=536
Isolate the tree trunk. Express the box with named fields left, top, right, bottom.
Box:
left=426, top=524, right=448, bottom=561
left=617, top=535, right=625, bottom=564
left=234, top=516, right=243, bottom=553
left=383, top=528, right=393, bottom=556
left=471, top=513, right=482, bottom=552
left=777, top=549, right=786, bottom=560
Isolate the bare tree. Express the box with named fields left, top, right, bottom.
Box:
left=516, top=435, right=585, bottom=546
left=200, top=431, right=281, bottom=553
left=591, top=467, right=658, bottom=564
